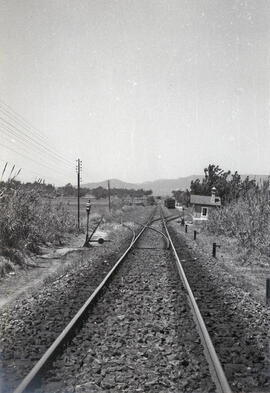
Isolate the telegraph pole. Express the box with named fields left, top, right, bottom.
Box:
left=76, top=158, right=82, bottom=230
left=108, top=179, right=111, bottom=212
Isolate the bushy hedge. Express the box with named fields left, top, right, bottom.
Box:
left=0, top=187, right=76, bottom=252
left=207, top=181, right=270, bottom=254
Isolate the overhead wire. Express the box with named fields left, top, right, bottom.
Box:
left=0, top=116, right=74, bottom=170
left=0, top=127, right=74, bottom=176
left=0, top=100, right=75, bottom=164
left=0, top=115, right=75, bottom=168
left=0, top=100, right=91, bottom=185
left=0, top=100, right=51, bottom=142
left=0, top=138, right=74, bottom=181
left=0, top=140, right=73, bottom=180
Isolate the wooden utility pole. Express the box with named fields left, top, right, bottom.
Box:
left=108, top=179, right=111, bottom=212
left=76, top=158, right=82, bottom=230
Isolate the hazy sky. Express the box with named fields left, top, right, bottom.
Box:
left=0, top=0, right=269, bottom=185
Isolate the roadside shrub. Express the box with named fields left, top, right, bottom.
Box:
left=207, top=181, right=270, bottom=255
left=0, top=186, right=76, bottom=254
left=0, top=256, right=15, bottom=277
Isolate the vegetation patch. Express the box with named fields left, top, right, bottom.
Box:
left=0, top=256, right=15, bottom=277
left=206, top=181, right=270, bottom=264
left=172, top=164, right=270, bottom=267
left=0, top=180, right=76, bottom=270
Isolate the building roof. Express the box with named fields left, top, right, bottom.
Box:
left=190, top=194, right=221, bottom=206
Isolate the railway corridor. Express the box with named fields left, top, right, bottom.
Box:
left=36, top=215, right=215, bottom=393
left=168, top=221, right=270, bottom=393
left=8, top=208, right=268, bottom=393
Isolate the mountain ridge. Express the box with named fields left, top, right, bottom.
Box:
left=83, top=174, right=269, bottom=196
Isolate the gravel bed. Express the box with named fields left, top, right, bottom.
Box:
left=0, top=221, right=141, bottom=393
left=35, top=216, right=215, bottom=393
left=168, top=220, right=270, bottom=393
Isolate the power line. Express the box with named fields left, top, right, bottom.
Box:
left=0, top=117, right=74, bottom=170
left=0, top=100, right=87, bottom=185
left=0, top=128, right=83, bottom=184
left=0, top=101, right=74, bottom=165
left=0, top=112, right=75, bottom=167
left=0, top=141, right=73, bottom=178
left=0, top=100, right=49, bottom=142
left=0, top=100, right=75, bottom=162
left=0, top=132, right=73, bottom=179
left=0, top=128, right=73, bottom=173
left=0, top=130, right=74, bottom=176
left=0, top=119, right=74, bottom=169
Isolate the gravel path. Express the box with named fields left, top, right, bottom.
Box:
left=34, top=216, right=215, bottom=393
left=168, top=220, right=270, bottom=393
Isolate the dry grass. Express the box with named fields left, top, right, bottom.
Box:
left=0, top=189, right=150, bottom=278
left=176, top=221, right=270, bottom=305
left=207, top=184, right=270, bottom=253
left=0, top=186, right=77, bottom=275
left=178, top=185, right=270, bottom=304
left=0, top=256, right=15, bottom=277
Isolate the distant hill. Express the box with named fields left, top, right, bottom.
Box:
left=137, top=176, right=204, bottom=196
left=83, top=176, right=204, bottom=196
left=83, top=174, right=269, bottom=196
left=83, top=178, right=139, bottom=190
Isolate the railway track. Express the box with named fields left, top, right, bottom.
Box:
left=11, top=207, right=233, bottom=393
left=167, top=218, right=270, bottom=393
left=0, top=220, right=139, bottom=393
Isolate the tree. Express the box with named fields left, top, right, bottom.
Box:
left=190, top=164, right=259, bottom=205
left=190, top=164, right=231, bottom=201
left=91, top=186, right=108, bottom=199
left=226, top=171, right=242, bottom=203
left=172, top=189, right=190, bottom=206
left=147, top=195, right=155, bottom=205
left=57, top=183, right=76, bottom=196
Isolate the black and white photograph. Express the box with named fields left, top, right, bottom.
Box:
left=0, top=1, right=270, bottom=392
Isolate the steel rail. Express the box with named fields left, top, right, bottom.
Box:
left=132, top=220, right=170, bottom=249
left=13, top=208, right=157, bottom=393
left=151, top=214, right=176, bottom=223
left=121, top=223, right=136, bottom=243
left=161, top=209, right=233, bottom=393
left=163, top=214, right=181, bottom=223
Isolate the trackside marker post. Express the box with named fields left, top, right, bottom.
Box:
left=194, top=230, right=197, bottom=240
left=185, top=224, right=188, bottom=233
left=212, top=242, right=220, bottom=258
left=266, top=279, right=270, bottom=305
left=182, top=208, right=185, bottom=226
